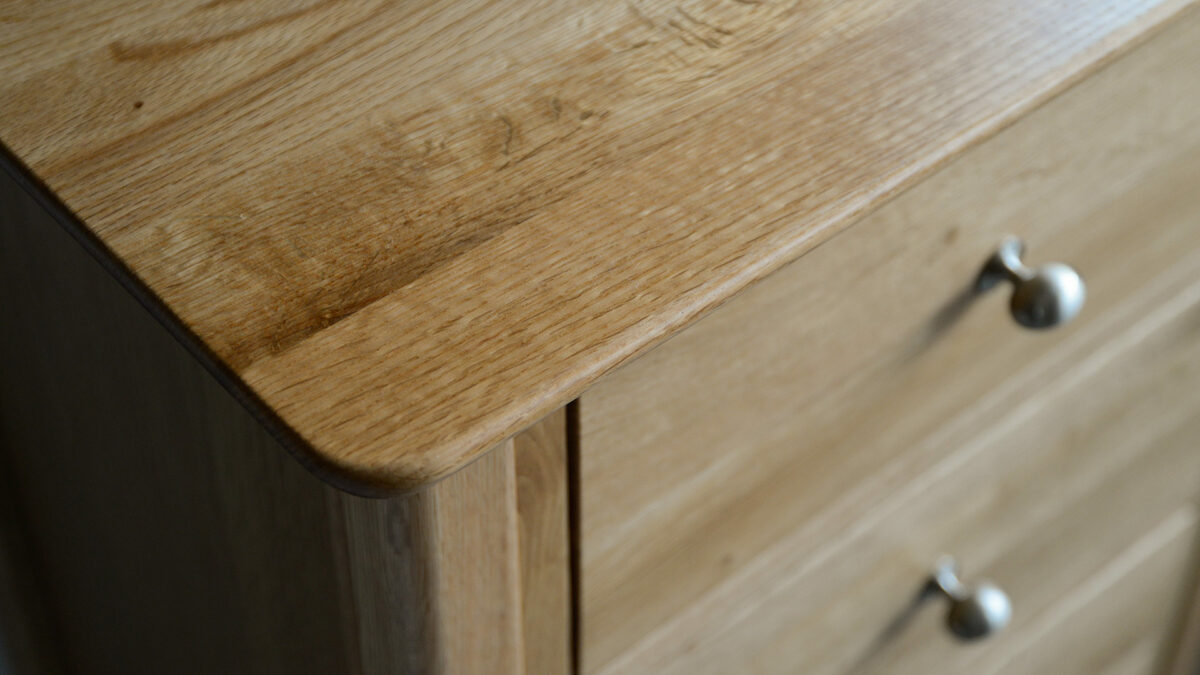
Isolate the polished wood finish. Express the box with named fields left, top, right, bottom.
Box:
left=0, top=170, right=571, bottom=672
left=578, top=11, right=1200, bottom=672
left=1164, top=555, right=1200, bottom=675
left=515, top=410, right=574, bottom=675
left=586, top=184, right=1200, bottom=675
left=330, top=410, right=571, bottom=674
left=990, top=514, right=1198, bottom=675
left=1, top=167, right=348, bottom=672
left=1, top=0, right=1192, bottom=491
left=333, top=444, right=524, bottom=674
left=847, top=280, right=1200, bottom=675
left=4, top=4, right=1200, bottom=672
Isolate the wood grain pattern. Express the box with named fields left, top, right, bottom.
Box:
left=586, top=190, right=1200, bottom=674
left=335, top=444, right=526, bottom=674
left=0, top=159, right=351, bottom=673
left=515, top=410, right=573, bottom=675
left=0, top=172, right=573, bottom=672
left=331, top=411, right=571, bottom=674
left=990, top=511, right=1197, bottom=675
left=577, top=11, right=1200, bottom=671
left=1, top=0, right=1192, bottom=491
left=1163, top=546, right=1200, bottom=675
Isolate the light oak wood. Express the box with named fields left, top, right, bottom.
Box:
left=0, top=170, right=572, bottom=672
left=334, top=444, right=527, bottom=674
left=515, top=410, right=574, bottom=675
left=1, top=0, right=1193, bottom=491
left=1164, top=555, right=1200, bottom=675
left=587, top=188, right=1200, bottom=675
left=578, top=11, right=1200, bottom=672
left=982, top=510, right=1198, bottom=675
left=330, top=410, right=571, bottom=674
left=848, top=276, right=1200, bottom=675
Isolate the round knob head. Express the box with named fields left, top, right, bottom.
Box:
left=945, top=582, right=1012, bottom=640
left=1010, top=263, right=1086, bottom=329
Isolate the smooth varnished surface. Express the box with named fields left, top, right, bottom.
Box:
left=0, top=0, right=1192, bottom=490
left=579, top=11, right=1200, bottom=669
left=0, top=169, right=572, bottom=673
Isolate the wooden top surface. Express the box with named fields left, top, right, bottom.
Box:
left=0, top=0, right=1189, bottom=493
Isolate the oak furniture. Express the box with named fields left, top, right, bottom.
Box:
left=3, top=1, right=1200, bottom=672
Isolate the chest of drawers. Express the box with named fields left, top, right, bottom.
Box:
left=2, top=2, right=1200, bottom=673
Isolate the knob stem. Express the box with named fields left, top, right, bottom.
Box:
left=931, top=556, right=1012, bottom=641
left=931, top=556, right=969, bottom=601
left=977, top=237, right=1033, bottom=290
left=976, top=236, right=1085, bottom=329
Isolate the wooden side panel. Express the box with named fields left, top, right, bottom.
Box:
left=331, top=410, right=571, bottom=675
left=0, top=172, right=573, bottom=672
left=0, top=464, right=61, bottom=674
left=0, top=162, right=352, bottom=673
left=515, top=410, right=573, bottom=675
left=334, top=445, right=525, bottom=674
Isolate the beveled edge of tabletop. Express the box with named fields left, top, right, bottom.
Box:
left=0, top=150, right=395, bottom=496
left=3, top=1, right=1193, bottom=496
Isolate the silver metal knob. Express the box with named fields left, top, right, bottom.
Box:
left=932, top=556, right=1011, bottom=641
left=976, top=237, right=1085, bottom=329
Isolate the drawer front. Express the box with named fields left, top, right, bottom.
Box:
left=578, top=11, right=1200, bottom=674
left=587, top=267, right=1200, bottom=675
